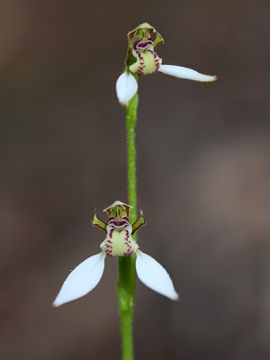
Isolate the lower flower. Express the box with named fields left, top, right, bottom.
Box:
left=53, top=201, right=178, bottom=307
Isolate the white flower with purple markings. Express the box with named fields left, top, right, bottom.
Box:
left=53, top=201, right=178, bottom=307
left=116, top=22, right=217, bottom=105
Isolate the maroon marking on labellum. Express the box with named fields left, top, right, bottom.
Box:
left=135, top=40, right=153, bottom=51
left=154, top=57, right=160, bottom=71
left=105, top=242, right=113, bottom=256
left=123, top=230, right=133, bottom=257
left=108, top=219, right=129, bottom=228
left=124, top=249, right=133, bottom=257
left=109, top=228, right=114, bottom=238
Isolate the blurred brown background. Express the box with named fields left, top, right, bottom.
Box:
left=1, top=0, right=270, bottom=359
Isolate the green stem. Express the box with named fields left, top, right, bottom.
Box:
left=117, top=93, right=139, bottom=360
left=125, top=94, right=139, bottom=225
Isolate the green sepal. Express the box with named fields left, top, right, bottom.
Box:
left=131, top=210, right=145, bottom=235
left=92, top=212, right=107, bottom=232
left=152, top=30, right=164, bottom=49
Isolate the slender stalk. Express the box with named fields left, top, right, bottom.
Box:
left=125, top=93, right=139, bottom=225
left=117, top=93, right=139, bottom=360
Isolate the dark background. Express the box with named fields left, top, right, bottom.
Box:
left=1, top=0, right=270, bottom=359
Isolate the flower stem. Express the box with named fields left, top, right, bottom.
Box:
left=117, top=93, right=139, bottom=360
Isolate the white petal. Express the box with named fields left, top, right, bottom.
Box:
left=135, top=251, right=179, bottom=300
left=116, top=72, right=138, bottom=105
left=158, top=64, right=217, bottom=82
left=53, top=253, right=105, bottom=307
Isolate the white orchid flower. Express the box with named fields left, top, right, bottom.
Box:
left=53, top=201, right=178, bottom=307
left=116, top=22, right=217, bottom=105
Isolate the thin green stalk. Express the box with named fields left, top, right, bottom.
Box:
left=117, top=93, right=139, bottom=360
left=125, top=93, right=139, bottom=224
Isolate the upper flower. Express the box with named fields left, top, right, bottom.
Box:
left=116, top=22, right=217, bottom=105
left=53, top=201, right=178, bottom=306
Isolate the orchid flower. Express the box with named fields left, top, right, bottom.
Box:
left=116, top=22, right=217, bottom=105
left=53, top=201, right=178, bottom=307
